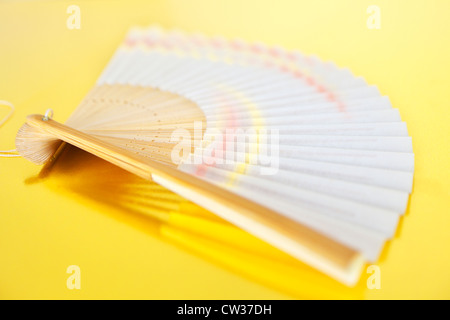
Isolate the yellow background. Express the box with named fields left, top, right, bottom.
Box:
left=1, top=0, right=449, bottom=299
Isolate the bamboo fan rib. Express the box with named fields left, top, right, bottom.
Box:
left=15, top=26, right=414, bottom=286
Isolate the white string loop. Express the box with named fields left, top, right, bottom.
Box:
left=43, top=108, right=54, bottom=121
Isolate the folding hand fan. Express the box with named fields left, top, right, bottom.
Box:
left=15, top=26, right=414, bottom=286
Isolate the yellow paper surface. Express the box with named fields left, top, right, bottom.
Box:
left=1, top=0, right=449, bottom=299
